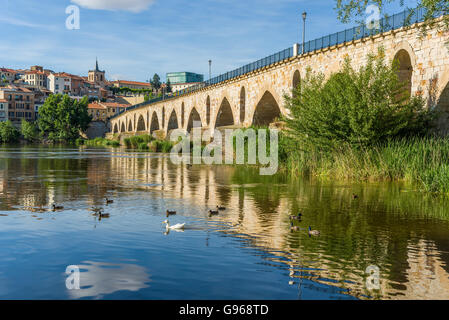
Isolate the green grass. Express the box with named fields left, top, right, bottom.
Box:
left=280, top=136, right=449, bottom=194
left=83, top=137, right=120, bottom=147
left=124, top=134, right=154, bottom=149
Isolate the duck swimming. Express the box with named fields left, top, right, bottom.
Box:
left=105, top=198, right=114, bottom=204
left=166, top=210, right=177, bottom=217
left=163, top=220, right=185, bottom=230
left=208, top=210, right=219, bottom=217
left=217, top=206, right=226, bottom=211
left=289, top=212, right=302, bottom=221
left=290, top=222, right=300, bottom=231
left=308, top=226, right=320, bottom=236
left=52, top=204, right=64, bottom=211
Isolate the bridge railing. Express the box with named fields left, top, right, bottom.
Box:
left=111, top=7, right=443, bottom=121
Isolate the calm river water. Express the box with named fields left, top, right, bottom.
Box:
left=0, top=146, right=448, bottom=300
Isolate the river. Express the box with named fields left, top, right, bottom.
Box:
left=0, top=146, right=448, bottom=299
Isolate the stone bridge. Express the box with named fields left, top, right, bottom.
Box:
left=109, top=13, right=449, bottom=138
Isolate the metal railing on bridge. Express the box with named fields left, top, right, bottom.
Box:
left=111, top=7, right=441, bottom=120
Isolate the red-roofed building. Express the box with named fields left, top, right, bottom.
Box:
left=111, top=80, right=152, bottom=90
left=0, top=85, right=35, bottom=122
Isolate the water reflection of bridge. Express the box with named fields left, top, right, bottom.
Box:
left=107, top=153, right=449, bottom=300
left=1, top=149, right=449, bottom=299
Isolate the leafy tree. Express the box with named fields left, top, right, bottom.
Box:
left=151, top=74, right=161, bottom=91
left=335, top=0, right=449, bottom=31
left=166, top=79, right=172, bottom=93
left=0, top=120, right=20, bottom=143
left=38, top=94, right=91, bottom=143
left=21, top=119, right=38, bottom=142
left=283, top=50, right=435, bottom=152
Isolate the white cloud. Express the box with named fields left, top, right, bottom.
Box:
left=71, top=0, right=155, bottom=13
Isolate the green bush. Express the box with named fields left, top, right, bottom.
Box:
left=21, top=120, right=39, bottom=142
left=85, top=137, right=120, bottom=147
left=0, top=120, right=20, bottom=143
left=124, top=135, right=154, bottom=149
left=283, top=49, right=435, bottom=152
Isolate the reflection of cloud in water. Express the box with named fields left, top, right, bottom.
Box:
left=67, top=261, right=150, bottom=299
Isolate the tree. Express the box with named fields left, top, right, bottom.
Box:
left=166, top=79, right=172, bottom=93
left=283, top=50, right=435, bottom=152
left=151, top=74, right=161, bottom=92
left=38, top=94, right=92, bottom=143
left=21, top=119, right=38, bottom=141
left=0, top=120, right=20, bottom=143
left=335, top=1, right=449, bottom=31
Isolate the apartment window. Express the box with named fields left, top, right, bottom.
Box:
left=55, top=84, right=59, bottom=90
left=0, top=104, right=3, bottom=110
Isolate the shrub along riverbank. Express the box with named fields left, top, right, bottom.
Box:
left=79, top=135, right=175, bottom=153
left=278, top=49, right=449, bottom=194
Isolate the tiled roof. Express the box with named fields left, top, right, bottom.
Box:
left=112, top=80, right=152, bottom=87
left=88, top=103, right=107, bottom=110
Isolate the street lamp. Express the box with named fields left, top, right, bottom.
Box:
left=302, top=11, right=307, bottom=54
left=208, top=60, right=212, bottom=81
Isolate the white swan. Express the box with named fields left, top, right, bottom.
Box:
left=163, top=220, right=185, bottom=230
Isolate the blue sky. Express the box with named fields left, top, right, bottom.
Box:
left=0, top=0, right=418, bottom=82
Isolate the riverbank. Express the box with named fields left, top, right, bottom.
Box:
left=79, top=135, right=175, bottom=153
left=279, top=136, right=449, bottom=194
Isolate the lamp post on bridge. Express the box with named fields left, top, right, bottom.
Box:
left=208, top=60, right=212, bottom=82
left=302, top=11, right=307, bottom=55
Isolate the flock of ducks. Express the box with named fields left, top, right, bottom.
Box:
left=163, top=205, right=228, bottom=232
left=21, top=191, right=357, bottom=237
left=289, top=212, right=321, bottom=236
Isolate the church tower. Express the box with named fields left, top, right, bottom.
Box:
left=88, top=58, right=106, bottom=86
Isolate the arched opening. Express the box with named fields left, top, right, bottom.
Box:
left=181, top=103, right=185, bottom=127
left=215, top=97, right=234, bottom=128
left=128, top=118, right=133, bottom=132
left=292, top=70, right=301, bottom=97
left=187, top=107, right=202, bottom=132
left=252, top=91, right=281, bottom=126
left=167, top=109, right=179, bottom=131
left=113, top=123, right=118, bottom=133
left=120, top=122, right=125, bottom=133
left=394, top=49, right=413, bottom=96
left=150, top=112, right=160, bottom=133
left=239, top=87, right=245, bottom=124
left=136, top=115, right=146, bottom=131
left=206, top=96, right=211, bottom=125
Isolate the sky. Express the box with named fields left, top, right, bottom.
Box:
left=0, top=0, right=418, bottom=82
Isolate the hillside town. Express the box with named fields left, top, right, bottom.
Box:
left=0, top=60, right=204, bottom=128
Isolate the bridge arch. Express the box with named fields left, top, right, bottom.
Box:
left=435, top=68, right=449, bottom=134
left=252, top=90, right=281, bottom=126
left=167, top=109, right=179, bottom=131
left=187, top=107, right=202, bottom=132
left=239, top=87, right=246, bottom=124
left=113, top=123, right=118, bottom=134
left=136, top=115, right=146, bottom=132
left=162, top=107, right=165, bottom=129
left=128, top=118, right=133, bottom=132
left=215, top=97, right=235, bottom=128
left=394, top=49, right=413, bottom=96
left=206, top=96, right=211, bottom=126
left=150, top=112, right=160, bottom=133
left=181, top=102, right=185, bottom=127
left=120, top=122, right=125, bottom=133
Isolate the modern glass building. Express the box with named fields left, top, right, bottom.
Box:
left=166, top=72, right=204, bottom=84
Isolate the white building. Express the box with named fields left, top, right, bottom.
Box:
left=47, top=73, right=71, bottom=95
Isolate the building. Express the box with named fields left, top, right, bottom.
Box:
left=88, top=102, right=129, bottom=122
left=47, top=73, right=71, bottom=95
left=166, top=72, right=204, bottom=92
left=88, top=59, right=106, bottom=87
left=111, top=80, right=152, bottom=91
left=24, top=67, right=47, bottom=89
left=0, top=86, right=35, bottom=122
left=0, top=98, right=8, bottom=122
left=0, top=68, right=17, bottom=84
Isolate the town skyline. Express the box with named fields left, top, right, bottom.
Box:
left=0, top=0, right=416, bottom=83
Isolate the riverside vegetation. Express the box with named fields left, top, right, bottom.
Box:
left=278, top=51, right=448, bottom=194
